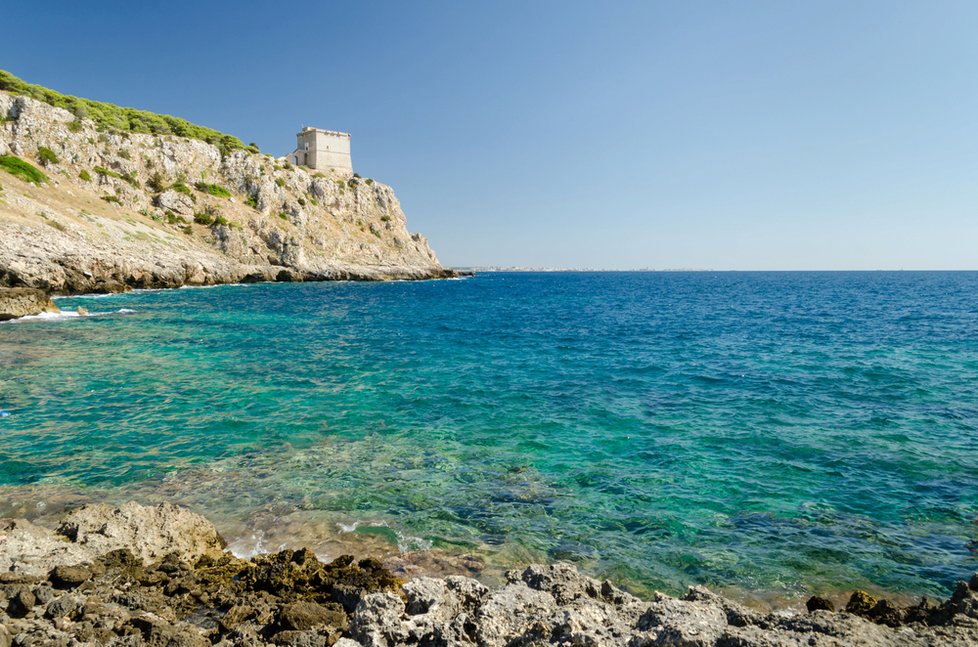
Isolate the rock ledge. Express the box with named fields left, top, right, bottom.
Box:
left=1, top=502, right=976, bottom=646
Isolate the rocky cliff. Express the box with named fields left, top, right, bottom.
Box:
left=1, top=502, right=977, bottom=646
left=0, top=91, right=454, bottom=294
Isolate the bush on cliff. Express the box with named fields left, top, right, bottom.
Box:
left=194, top=181, right=231, bottom=198
left=146, top=171, right=166, bottom=193
left=0, top=69, right=260, bottom=156
left=0, top=155, right=48, bottom=185
left=37, top=146, right=59, bottom=166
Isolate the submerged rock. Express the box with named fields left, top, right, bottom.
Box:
left=0, top=287, right=58, bottom=320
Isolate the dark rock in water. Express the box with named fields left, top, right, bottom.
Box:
left=806, top=595, right=835, bottom=612
left=0, top=287, right=59, bottom=320
left=867, top=599, right=905, bottom=627
left=845, top=589, right=879, bottom=616
left=49, top=564, right=91, bottom=589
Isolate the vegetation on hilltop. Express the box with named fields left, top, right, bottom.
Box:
left=0, top=70, right=259, bottom=156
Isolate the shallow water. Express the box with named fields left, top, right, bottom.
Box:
left=1, top=272, right=976, bottom=599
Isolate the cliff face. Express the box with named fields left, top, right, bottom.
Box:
left=0, top=91, right=453, bottom=294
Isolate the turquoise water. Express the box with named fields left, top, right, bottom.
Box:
left=1, top=272, right=976, bottom=598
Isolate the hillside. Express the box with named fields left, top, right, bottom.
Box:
left=0, top=77, right=453, bottom=294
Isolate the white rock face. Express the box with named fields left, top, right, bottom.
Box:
left=0, top=502, right=224, bottom=576
left=56, top=502, right=226, bottom=566
left=0, top=91, right=453, bottom=293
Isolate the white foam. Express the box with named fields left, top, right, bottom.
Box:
left=178, top=283, right=246, bottom=290
left=2, top=308, right=137, bottom=324
left=337, top=518, right=432, bottom=552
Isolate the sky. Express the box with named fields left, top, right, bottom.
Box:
left=2, top=1, right=977, bottom=269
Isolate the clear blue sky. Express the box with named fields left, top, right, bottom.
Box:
left=3, top=1, right=977, bottom=269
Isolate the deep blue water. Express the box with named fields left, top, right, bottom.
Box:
left=1, top=272, right=977, bottom=598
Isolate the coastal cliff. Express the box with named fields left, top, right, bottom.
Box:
left=0, top=87, right=453, bottom=294
left=1, top=502, right=977, bottom=646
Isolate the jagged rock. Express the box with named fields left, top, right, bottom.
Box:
left=846, top=589, right=879, bottom=616
left=1, top=504, right=978, bottom=646
left=277, top=600, right=347, bottom=632
left=154, top=188, right=195, bottom=216
left=636, top=595, right=726, bottom=646
left=48, top=565, right=90, bottom=589
left=806, top=595, right=835, bottom=612
left=0, top=287, right=59, bottom=320
left=56, top=502, right=226, bottom=566
left=5, top=587, right=35, bottom=618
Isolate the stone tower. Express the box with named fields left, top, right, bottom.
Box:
left=290, top=127, right=352, bottom=172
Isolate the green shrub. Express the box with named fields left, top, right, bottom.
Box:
left=0, top=155, right=48, bottom=184
left=193, top=211, right=214, bottom=225
left=101, top=194, right=121, bottom=204
left=213, top=214, right=229, bottom=227
left=278, top=212, right=289, bottom=220
left=78, top=169, right=92, bottom=182
left=194, top=181, right=231, bottom=198
left=122, top=171, right=139, bottom=187
left=181, top=225, right=193, bottom=235
left=297, top=197, right=306, bottom=206
left=67, top=119, right=83, bottom=133
left=244, top=194, right=258, bottom=209
left=170, top=181, right=192, bottom=195
left=165, top=212, right=180, bottom=224
left=118, top=149, right=131, bottom=160
left=380, top=215, right=391, bottom=222
left=309, top=198, right=319, bottom=206
left=93, top=166, right=121, bottom=179
left=146, top=171, right=166, bottom=192
left=275, top=177, right=285, bottom=188
left=347, top=177, right=359, bottom=188
left=365, top=178, right=374, bottom=185
left=0, top=69, right=258, bottom=156
left=313, top=172, right=325, bottom=178
left=37, top=146, right=59, bottom=166
left=283, top=161, right=292, bottom=170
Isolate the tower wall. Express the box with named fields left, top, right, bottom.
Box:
left=295, top=128, right=352, bottom=172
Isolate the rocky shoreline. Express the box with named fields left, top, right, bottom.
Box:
left=0, top=502, right=975, bottom=646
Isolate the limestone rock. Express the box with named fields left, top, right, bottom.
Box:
left=2, top=504, right=978, bottom=646
left=56, top=501, right=226, bottom=566
left=154, top=188, right=195, bottom=217
left=0, top=287, right=59, bottom=320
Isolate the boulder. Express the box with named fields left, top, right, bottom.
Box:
left=56, top=502, right=227, bottom=566
left=154, top=188, right=194, bottom=217
left=0, top=287, right=59, bottom=320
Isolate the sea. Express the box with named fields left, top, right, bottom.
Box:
left=1, top=272, right=976, bottom=601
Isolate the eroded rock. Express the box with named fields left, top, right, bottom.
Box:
left=0, top=288, right=58, bottom=320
